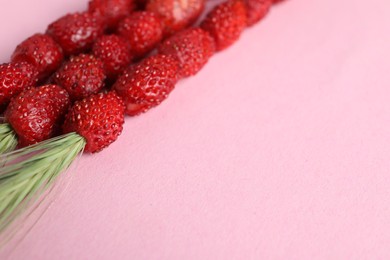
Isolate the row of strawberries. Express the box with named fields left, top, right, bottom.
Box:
left=0, top=0, right=284, bottom=153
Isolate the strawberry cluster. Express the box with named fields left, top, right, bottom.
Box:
left=0, top=0, right=286, bottom=153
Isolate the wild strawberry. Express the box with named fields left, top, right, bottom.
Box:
left=158, top=28, right=215, bottom=78
left=47, top=12, right=104, bottom=56
left=53, top=54, right=106, bottom=101
left=117, top=11, right=163, bottom=58
left=92, top=35, right=132, bottom=80
left=62, top=91, right=125, bottom=153
left=88, top=0, right=136, bottom=30
left=146, top=0, right=205, bottom=36
left=5, top=85, right=70, bottom=147
left=244, top=0, right=272, bottom=26
left=0, top=62, right=38, bottom=112
left=11, top=33, right=64, bottom=80
left=113, top=54, right=179, bottom=116
left=201, top=0, right=247, bottom=51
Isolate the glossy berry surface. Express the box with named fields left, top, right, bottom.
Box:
left=11, top=33, right=64, bottom=80
left=0, top=62, right=38, bottom=112
left=47, top=12, right=104, bottom=56
left=88, top=0, right=136, bottom=30
left=54, top=54, right=106, bottom=101
left=146, top=0, right=205, bottom=36
left=117, top=11, right=163, bottom=58
left=62, top=91, right=125, bottom=153
left=5, top=85, right=70, bottom=147
left=201, top=0, right=247, bottom=51
left=158, top=28, right=215, bottom=78
left=113, top=54, right=179, bottom=116
left=92, top=35, right=132, bottom=80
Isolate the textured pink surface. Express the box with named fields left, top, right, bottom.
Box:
left=2, top=0, right=390, bottom=259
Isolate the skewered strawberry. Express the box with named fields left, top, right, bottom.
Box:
left=11, top=33, right=64, bottom=80
left=146, top=0, right=205, bottom=36
left=92, top=35, right=133, bottom=80
left=0, top=62, right=38, bottom=112
left=53, top=54, right=106, bottom=101
left=88, top=0, right=136, bottom=30
left=47, top=12, right=105, bottom=56
left=0, top=0, right=288, bottom=242
left=4, top=85, right=70, bottom=147
left=201, top=0, right=247, bottom=51
left=117, top=11, right=163, bottom=58
left=62, top=91, right=125, bottom=153
left=113, top=54, right=179, bottom=116
left=158, top=27, right=215, bottom=78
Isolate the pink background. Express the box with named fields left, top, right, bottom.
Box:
left=2, top=0, right=390, bottom=259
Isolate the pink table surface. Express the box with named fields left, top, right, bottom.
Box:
left=1, top=0, right=390, bottom=259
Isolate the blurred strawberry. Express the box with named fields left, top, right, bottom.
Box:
left=117, top=11, right=163, bottom=58
left=92, top=35, right=132, bottom=80
left=88, top=0, right=136, bottom=30
left=146, top=0, right=205, bottom=36
left=244, top=0, right=272, bottom=26
left=201, top=0, right=247, bottom=51
left=158, top=28, right=215, bottom=78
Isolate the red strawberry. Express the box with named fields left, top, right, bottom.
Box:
left=113, top=54, right=179, bottom=116
left=117, top=11, right=163, bottom=58
left=5, top=85, right=70, bottom=147
left=146, top=0, right=205, bottom=36
left=92, top=35, right=132, bottom=80
left=244, top=0, right=272, bottom=26
left=62, top=91, right=125, bottom=153
left=88, top=0, right=136, bottom=30
left=11, top=33, right=64, bottom=80
left=158, top=28, right=215, bottom=78
left=54, top=54, right=106, bottom=101
left=0, top=62, right=38, bottom=112
left=47, top=12, right=104, bottom=56
left=201, top=0, right=247, bottom=51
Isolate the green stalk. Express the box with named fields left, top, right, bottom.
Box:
left=0, top=124, right=18, bottom=154
left=0, top=132, right=86, bottom=245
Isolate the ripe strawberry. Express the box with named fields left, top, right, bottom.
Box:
left=47, top=12, right=104, bottom=56
left=92, top=35, right=132, bottom=80
left=62, top=91, right=125, bottom=153
left=11, top=33, right=64, bottom=80
left=244, top=0, right=272, bottom=26
left=113, top=54, right=179, bottom=116
left=0, top=62, right=38, bottom=112
left=146, top=0, right=205, bottom=36
left=5, top=85, right=70, bottom=147
left=88, top=0, right=136, bottom=30
left=158, top=28, right=215, bottom=78
left=201, top=0, right=247, bottom=51
left=53, top=54, right=106, bottom=101
left=117, top=11, right=163, bottom=58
